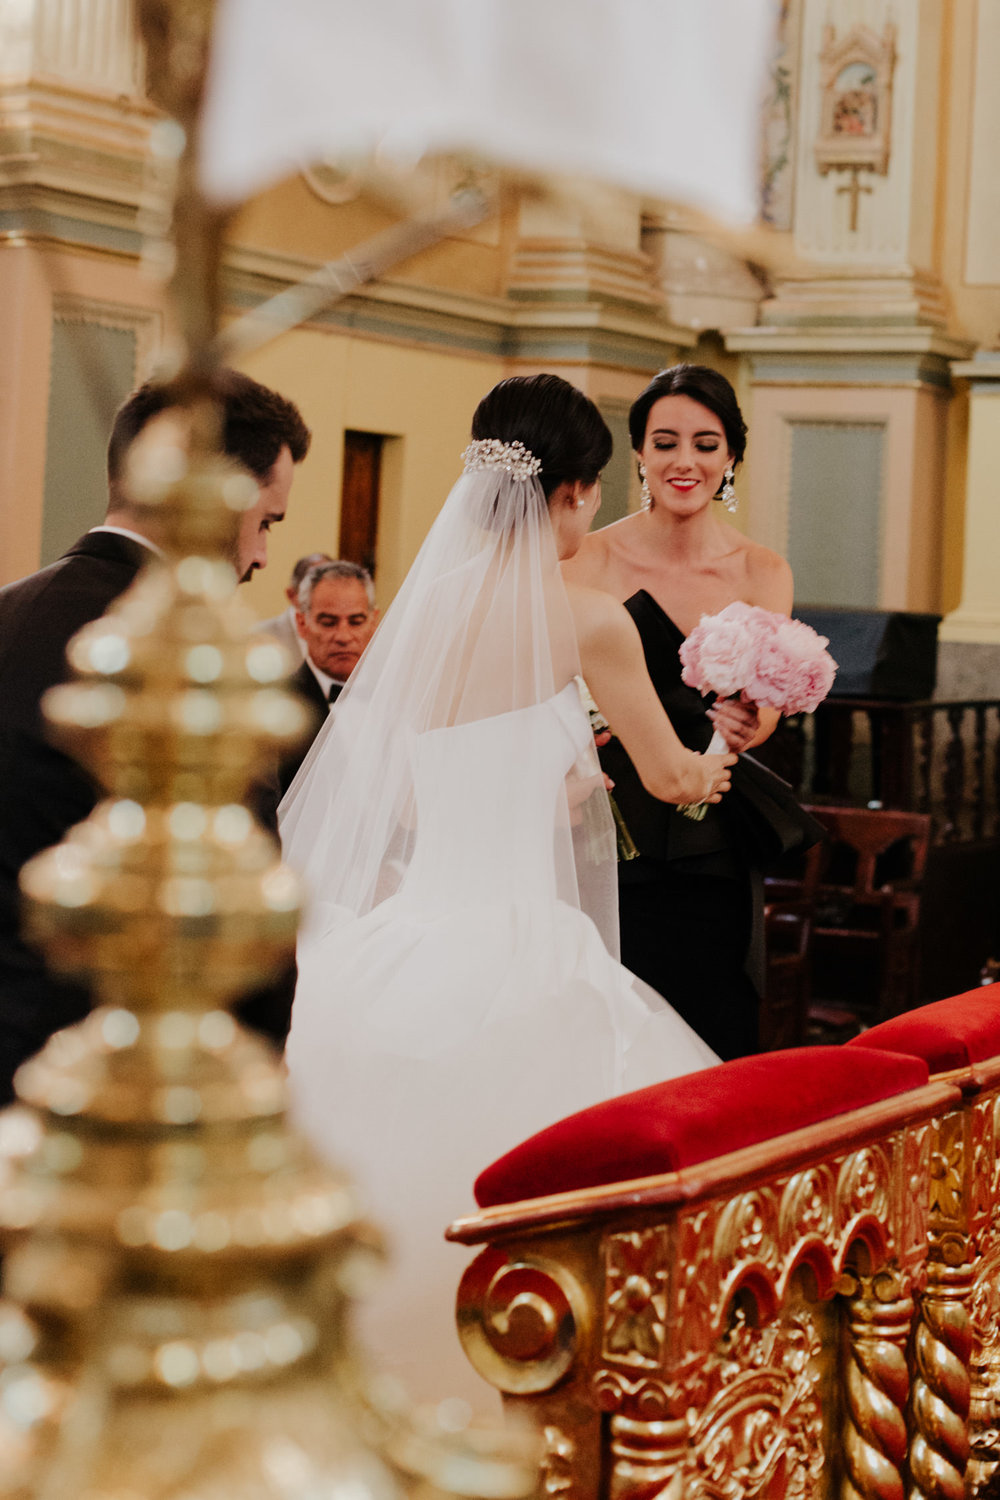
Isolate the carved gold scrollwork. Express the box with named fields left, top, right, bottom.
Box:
left=603, top=1229, right=670, bottom=1369
left=715, top=1189, right=779, bottom=1268
left=593, top=1369, right=680, bottom=1421
left=928, top=1113, right=967, bottom=1227
left=971, top=1098, right=995, bottom=1235
left=968, top=1257, right=1000, bottom=1499
left=909, top=1262, right=972, bottom=1500
left=900, top=1122, right=932, bottom=1266
left=540, top=1425, right=575, bottom=1498
left=841, top=1272, right=912, bottom=1500
left=643, top=1306, right=825, bottom=1500
left=780, top=1165, right=836, bottom=1247
left=838, top=1147, right=891, bottom=1225
left=456, top=1247, right=588, bottom=1394
left=608, top=1410, right=689, bottom=1500
left=676, top=1208, right=718, bottom=1362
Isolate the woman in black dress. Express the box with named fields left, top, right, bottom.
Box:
left=563, top=364, right=796, bottom=1059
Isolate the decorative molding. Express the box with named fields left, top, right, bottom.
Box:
left=506, top=237, right=661, bottom=311
left=761, top=0, right=802, bottom=231
left=641, top=217, right=765, bottom=334
left=51, top=291, right=162, bottom=382
left=29, top=0, right=145, bottom=98
left=728, top=323, right=974, bottom=392
left=814, top=23, right=897, bottom=179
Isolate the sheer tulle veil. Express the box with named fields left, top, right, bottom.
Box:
left=278, top=440, right=620, bottom=955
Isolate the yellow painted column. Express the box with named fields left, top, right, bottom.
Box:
left=0, top=247, right=54, bottom=585
left=941, top=358, right=1000, bottom=645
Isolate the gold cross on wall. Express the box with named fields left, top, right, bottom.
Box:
left=837, top=166, right=874, bottom=232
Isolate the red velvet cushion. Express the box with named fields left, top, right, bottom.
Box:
left=474, top=1046, right=928, bottom=1207
left=845, top=984, right=1000, bottom=1073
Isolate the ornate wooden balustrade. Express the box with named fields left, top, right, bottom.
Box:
left=448, top=1048, right=959, bottom=1500
left=763, top=700, right=1000, bottom=845
left=759, top=702, right=1000, bottom=998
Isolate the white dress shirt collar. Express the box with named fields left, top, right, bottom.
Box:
left=88, top=525, right=165, bottom=558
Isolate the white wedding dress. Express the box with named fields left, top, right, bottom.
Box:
left=285, top=679, right=717, bottom=1410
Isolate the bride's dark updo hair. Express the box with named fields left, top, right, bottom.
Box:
left=471, top=374, right=613, bottom=499
left=628, top=363, right=748, bottom=466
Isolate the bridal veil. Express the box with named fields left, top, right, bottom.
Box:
left=278, top=439, right=620, bottom=954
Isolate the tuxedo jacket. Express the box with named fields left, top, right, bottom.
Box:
left=278, top=659, right=328, bottom=796
left=0, top=531, right=294, bottom=1104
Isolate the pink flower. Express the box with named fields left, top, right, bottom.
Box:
left=679, top=603, right=837, bottom=715
left=680, top=601, right=771, bottom=699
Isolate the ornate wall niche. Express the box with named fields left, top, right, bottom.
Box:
left=815, top=22, right=897, bottom=176
left=813, top=22, right=897, bottom=234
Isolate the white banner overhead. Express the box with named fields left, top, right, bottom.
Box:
left=199, top=0, right=777, bottom=223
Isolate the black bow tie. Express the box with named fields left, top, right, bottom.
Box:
left=327, top=681, right=343, bottom=704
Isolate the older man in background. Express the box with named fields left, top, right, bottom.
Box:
left=279, top=560, right=379, bottom=791
left=254, top=550, right=333, bottom=657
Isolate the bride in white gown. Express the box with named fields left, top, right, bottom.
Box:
left=279, top=375, right=734, bottom=1408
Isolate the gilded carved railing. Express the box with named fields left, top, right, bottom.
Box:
left=447, top=993, right=1000, bottom=1500
left=448, top=1055, right=959, bottom=1500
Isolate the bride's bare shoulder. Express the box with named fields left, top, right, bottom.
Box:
left=564, top=579, right=636, bottom=653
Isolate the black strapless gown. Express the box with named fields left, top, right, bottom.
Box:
left=600, top=591, right=821, bottom=1060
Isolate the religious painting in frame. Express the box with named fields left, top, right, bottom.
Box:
left=814, top=22, right=896, bottom=177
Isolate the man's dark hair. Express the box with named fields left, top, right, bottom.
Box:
left=107, top=369, right=311, bottom=487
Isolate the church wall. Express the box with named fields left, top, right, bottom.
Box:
left=0, top=240, right=165, bottom=588
left=237, top=327, right=504, bottom=616
left=939, top=0, right=1000, bottom=343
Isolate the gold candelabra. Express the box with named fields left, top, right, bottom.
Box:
left=0, top=3, right=538, bottom=1497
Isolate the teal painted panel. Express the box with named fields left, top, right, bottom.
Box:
left=42, top=320, right=137, bottom=566
left=597, top=404, right=634, bottom=525
left=787, top=421, right=883, bottom=608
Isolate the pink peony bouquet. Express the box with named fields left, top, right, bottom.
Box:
left=677, top=602, right=837, bottom=819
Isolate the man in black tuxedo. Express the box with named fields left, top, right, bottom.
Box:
left=0, top=370, right=311, bottom=1102
left=279, top=560, right=379, bottom=792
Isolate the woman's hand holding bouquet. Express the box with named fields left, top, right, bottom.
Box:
left=677, top=601, right=837, bottom=820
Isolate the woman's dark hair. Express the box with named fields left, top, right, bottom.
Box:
left=471, top=374, right=613, bottom=499
left=627, top=364, right=747, bottom=466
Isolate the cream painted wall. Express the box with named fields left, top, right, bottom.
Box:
left=938, top=0, right=1000, bottom=342
left=941, top=380, right=1000, bottom=643
left=0, top=249, right=54, bottom=584
left=238, top=328, right=503, bottom=617
left=0, top=243, right=167, bottom=587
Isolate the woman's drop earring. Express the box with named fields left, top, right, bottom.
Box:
left=720, top=465, right=738, bottom=513
left=639, top=463, right=652, bottom=511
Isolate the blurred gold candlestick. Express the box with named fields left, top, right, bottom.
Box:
left=0, top=3, right=538, bottom=1497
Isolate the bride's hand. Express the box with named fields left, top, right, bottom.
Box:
left=688, top=749, right=736, bottom=805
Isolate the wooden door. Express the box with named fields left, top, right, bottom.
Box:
left=339, top=430, right=383, bottom=576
